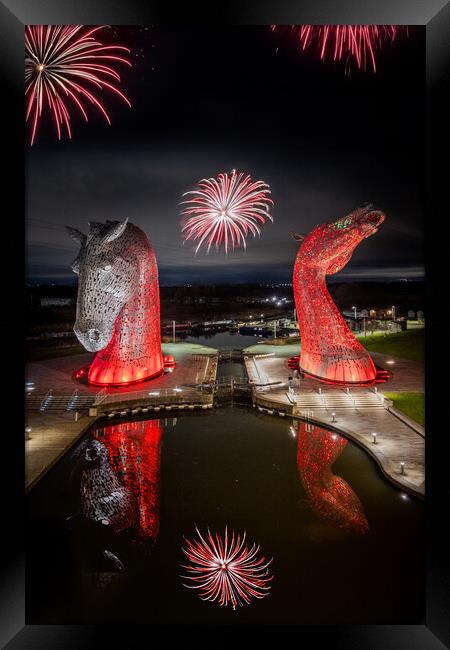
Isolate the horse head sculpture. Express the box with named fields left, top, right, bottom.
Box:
left=292, top=204, right=385, bottom=383
left=67, top=219, right=163, bottom=385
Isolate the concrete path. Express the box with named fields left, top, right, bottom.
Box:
left=25, top=411, right=92, bottom=492
left=26, top=342, right=217, bottom=397
left=246, top=354, right=425, bottom=498
left=25, top=343, right=218, bottom=492
left=369, top=352, right=424, bottom=392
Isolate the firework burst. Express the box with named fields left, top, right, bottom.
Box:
left=181, top=170, right=274, bottom=254
left=181, top=527, right=273, bottom=610
left=272, top=25, right=406, bottom=73
left=25, top=25, right=132, bottom=145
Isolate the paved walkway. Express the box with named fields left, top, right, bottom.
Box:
left=25, top=412, right=92, bottom=492
left=369, top=352, right=424, bottom=392
left=246, top=353, right=425, bottom=498
left=25, top=343, right=218, bottom=492
left=26, top=342, right=218, bottom=397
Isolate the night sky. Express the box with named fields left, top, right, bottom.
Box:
left=26, top=26, right=425, bottom=285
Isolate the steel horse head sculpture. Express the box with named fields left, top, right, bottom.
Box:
left=293, top=204, right=385, bottom=384
left=67, top=219, right=163, bottom=386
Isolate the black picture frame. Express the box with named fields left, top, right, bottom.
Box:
left=1, top=1, right=449, bottom=648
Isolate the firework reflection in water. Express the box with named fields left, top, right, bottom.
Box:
left=181, top=527, right=273, bottom=610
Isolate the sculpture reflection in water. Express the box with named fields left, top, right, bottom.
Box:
left=296, top=421, right=369, bottom=534
left=80, top=419, right=163, bottom=542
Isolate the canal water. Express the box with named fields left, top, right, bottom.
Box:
left=186, top=330, right=270, bottom=350
left=27, top=406, right=424, bottom=624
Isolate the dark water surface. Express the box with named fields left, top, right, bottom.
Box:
left=27, top=406, right=424, bottom=624
left=186, top=330, right=270, bottom=349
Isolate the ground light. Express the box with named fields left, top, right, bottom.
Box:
left=400, top=461, right=405, bottom=475
left=372, top=432, right=377, bottom=444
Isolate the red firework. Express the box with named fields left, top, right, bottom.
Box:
left=25, top=25, right=132, bottom=145
left=181, top=527, right=273, bottom=610
left=181, top=170, right=274, bottom=254
left=272, top=25, right=406, bottom=72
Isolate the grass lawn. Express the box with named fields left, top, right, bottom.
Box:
left=357, top=328, right=424, bottom=363
left=384, top=391, right=425, bottom=427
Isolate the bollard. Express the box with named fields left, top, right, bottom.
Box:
left=372, top=432, right=377, bottom=444
left=400, top=461, right=405, bottom=475
left=75, top=411, right=79, bottom=422
left=331, top=412, right=336, bottom=422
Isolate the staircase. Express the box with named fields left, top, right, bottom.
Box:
left=293, top=389, right=385, bottom=410
left=26, top=391, right=96, bottom=412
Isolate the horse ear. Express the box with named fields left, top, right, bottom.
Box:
left=103, top=218, right=129, bottom=244
left=66, top=226, right=86, bottom=247
left=88, top=221, right=105, bottom=238
left=291, top=232, right=306, bottom=242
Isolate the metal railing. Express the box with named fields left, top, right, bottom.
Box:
left=94, top=385, right=213, bottom=407
left=39, top=389, right=53, bottom=412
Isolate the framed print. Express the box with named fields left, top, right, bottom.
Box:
left=1, top=0, right=449, bottom=648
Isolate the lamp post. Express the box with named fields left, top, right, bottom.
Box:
left=274, top=320, right=277, bottom=339
left=173, top=320, right=176, bottom=344
left=352, top=305, right=357, bottom=320
left=392, top=306, right=396, bottom=321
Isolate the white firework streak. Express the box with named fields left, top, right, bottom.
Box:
left=25, top=25, right=131, bottom=145
left=180, top=170, right=274, bottom=254
left=181, top=526, right=273, bottom=610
